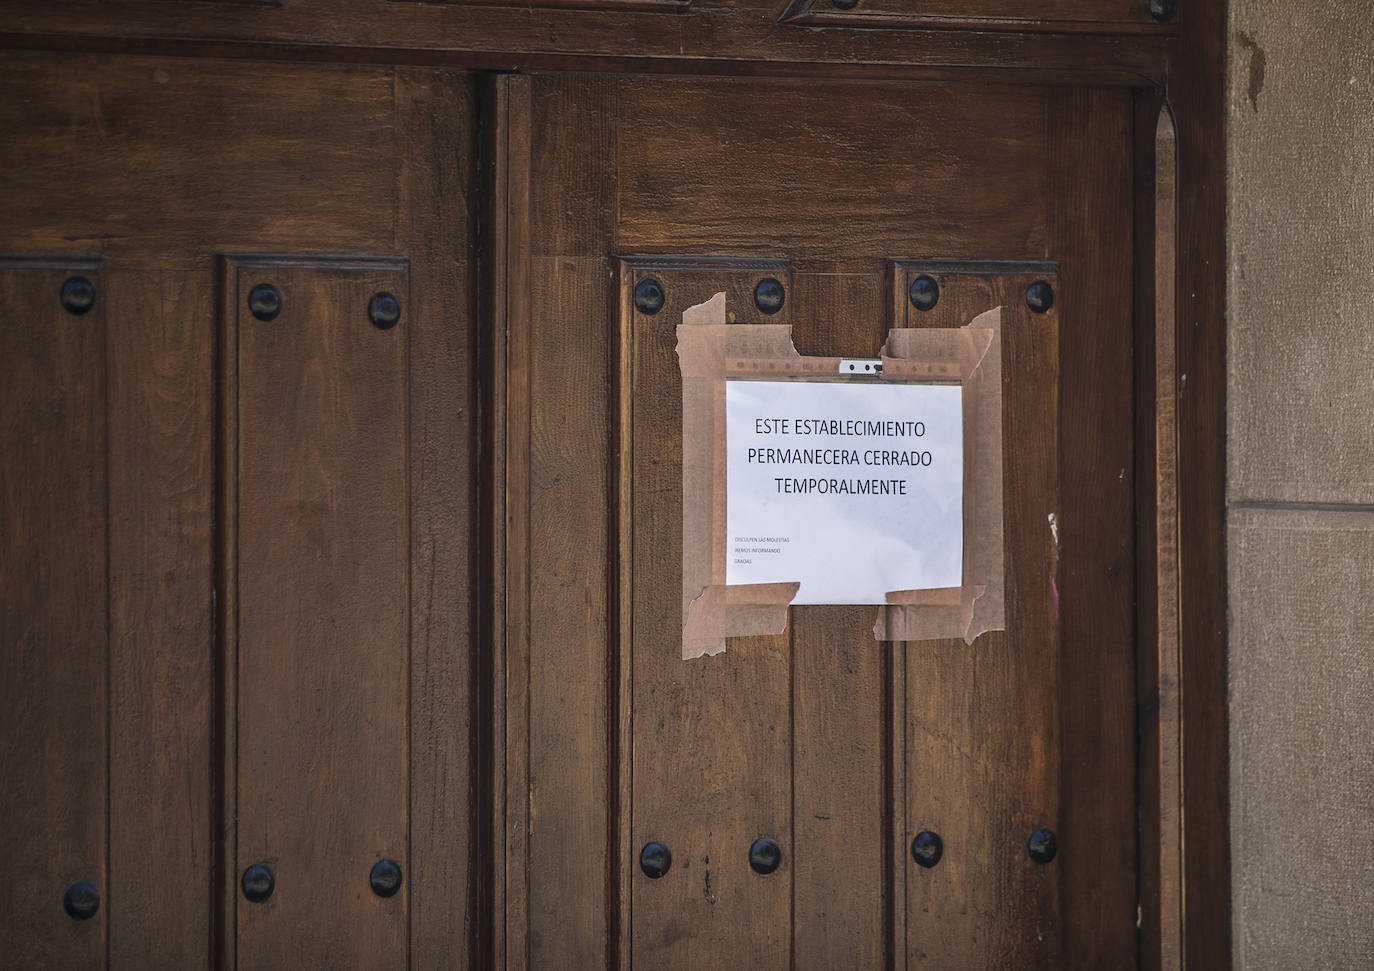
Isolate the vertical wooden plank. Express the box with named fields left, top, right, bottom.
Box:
left=229, top=259, right=410, bottom=966
left=898, top=267, right=1061, bottom=969
left=0, top=260, right=108, bottom=966
left=106, top=269, right=214, bottom=968
left=395, top=67, right=481, bottom=971
left=518, top=74, right=619, bottom=968
left=1151, top=107, right=1183, bottom=971
left=499, top=72, right=534, bottom=971
left=1170, top=4, right=1234, bottom=963
left=626, top=267, right=793, bottom=971
left=1049, top=87, right=1139, bottom=970
left=788, top=270, right=889, bottom=971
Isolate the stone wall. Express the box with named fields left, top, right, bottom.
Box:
left=1228, top=6, right=1374, bottom=967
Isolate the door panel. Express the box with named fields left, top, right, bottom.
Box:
left=226, top=258, right=410, bottom=965
left=891, top=264, right=1061, bottom=967
left=499, top=73, right=1138, bottom=969
left=0, top=260, right=108, bottom=966
left=0, top=55, right=479, bottom=968
left=107, top=269, right=216, bottom=964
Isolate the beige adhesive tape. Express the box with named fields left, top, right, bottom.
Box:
left=676, top=295, right=1004, bottom=658
left=873, top=306, right=1004, bottom=644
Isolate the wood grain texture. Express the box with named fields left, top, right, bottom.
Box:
left=1167, top=0, right=1233, bottom=962
left=626, top=266, right=794, bottom=971
left=0, top=260, right=108, bottom=966
left=0, top=5, right=1169, bottom=86
left=394, top=67, right=481, bottom=971
left=227, top=258, right=410, bottom=966
left=616, top=79, right=1049, bottom=265
left=497, top=74, right=621, bottom=968
left=106, top=269, right=215, bottom=967
left=779, top=0, right=1170, bottom=32
left=0, top=57, right=481, bottom=968
left=496, top=73, right=1145, bottom=968
left=1047, top=86, right=1138, bottom=970
left=788, top=271, right=889, bottom=970
left=895, top=267, right=1062, bottom=969
left=0, top=54, right=396, bottom=268
left=494, top=73, right=534, bottom=971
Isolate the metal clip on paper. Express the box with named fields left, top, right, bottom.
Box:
left=838, top=359, right=883, bottom=375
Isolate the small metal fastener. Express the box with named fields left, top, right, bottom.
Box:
left=832, top=0, right=859, bottom=7
left=368, top=291, right=401, bottom=330
left=908, top=274, right=939, bottom=312
left=639, top=841, right=671, bottom=879
left=63, top=881, right=100, bottom=920
left=754, top=277, right=785, bottom=316
left=248, top=284, right=282, bottom=322
left=749, top=837, right=782, bottom=875
left=1025, top=280, right=1055, bottom=314
left=370, top=859, right=402, bottom=898
left=911, top=831, right=943, bottom=868
left=839, top=359, right=882, bottom=375
left=241, top=863, right=275, bottom=903
left=1148, top=0, right=1176, bottom=22
left=60, top=276, right=96, bottom=316
left=634, top=278, right=665, bottom=316
left=1027, top=828, right=1058, bottom=864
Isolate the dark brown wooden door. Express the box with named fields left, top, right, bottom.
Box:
left=494, top=74, right=1138, bottom=969
left=2, top=53, right=1142, bottom=970
left=0, top=54, right=480, bottom=967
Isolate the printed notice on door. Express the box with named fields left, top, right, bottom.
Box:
left=725, top=380, right=963, bottom=605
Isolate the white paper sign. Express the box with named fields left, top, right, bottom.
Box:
left=725, top=379, right=963, bottom=604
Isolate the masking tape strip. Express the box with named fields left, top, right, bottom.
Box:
left=874, top=307, right=1004, bottom=644
left=676, top=295, right=1005, bottom=658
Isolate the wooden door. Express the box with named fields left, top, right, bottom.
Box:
left=1, top=51, right=1160, bottom=970
left=0, top=54, right=480, bottom=967
left=494, top=74, right=1138, bottom=969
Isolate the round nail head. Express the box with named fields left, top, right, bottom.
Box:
left=634, top=278, right=665, bottom=316
left=1026, top=280, right=1055, bottom=314
left=241, top=863, right=275, bottom=903
left=908, top=274, right=940, bottom=312
left=911, top=830, right=943, bottom=868
left=370, top=858, right=403, bottom=898
left=369, top=291, right=401, bottom=330
left=640, top=841, right=672, bottom=879
left=754, top=277, right=786, bottom=316
left=749, top=836, right=782, bottom=875
left=248, top=284, right=281, bottom=322
left=1148, top=0, right=1176, bottom=21
left=63, top=881, right=100, bottom=921
left=1027, top=828, right=1058, bottom=865
left=60, top=276, right=96, bottom=316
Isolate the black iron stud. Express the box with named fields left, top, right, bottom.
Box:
left=634, top=278, right=666, bottom=316
left=63, top=881, right=100, bottom=921
left=369, top=291, right=401, bottom=330
left=832, top=0, right=860, bottom=9
left=60, top=276, right=96, bottom=316
left=248, top=284, right=282, bottom=322
left=1025, top=280, right=1055, bottom=314
left=370, top=859, right=403, bottom=898
left=241, top=863, right=275, bottom=903
left=749, top=836, right=782, bottom=875
left=910, top=831, right=943, bottom=868
left=1027, top=828, right=1058, bottom=865
left=639, top=841, right=672, bottom=879
left=1148, top=0, right=1176, bottom=22
left=754, top=277, right=785, bottom=316
left=908, top=274, right=940, bottom=312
